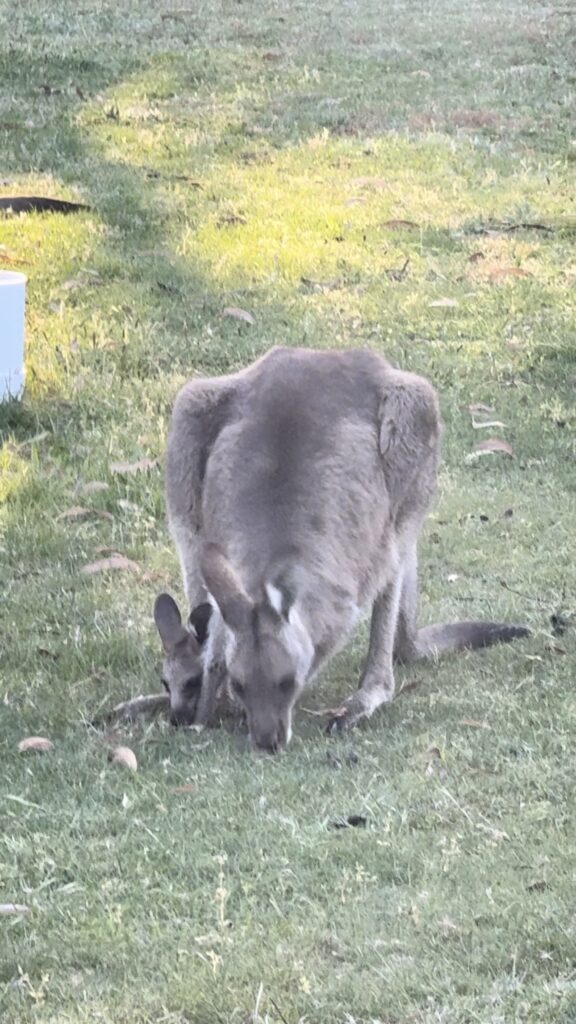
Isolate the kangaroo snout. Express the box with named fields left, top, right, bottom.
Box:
left=250, top=720, right=287, bottom=755
left=169, top=704, right=197, bottom=728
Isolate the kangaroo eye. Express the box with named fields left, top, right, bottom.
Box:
left=161, top=679, right=170, bottom=693
left=183, top=675, right=202, bottom=698
left=279, top=676, right=295, bottom=696
left=231, top=679, right=244, bottom=698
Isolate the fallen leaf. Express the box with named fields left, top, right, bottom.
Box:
left=385, top=258, right=410, bottom=281
left=468, top=402, right=495, bottom=414
left=217, top=213, right=247, bottom=227
left=545, top=643, right=566, bottom=656
left=438, top=916, right=459, bottom=932
left=81, top=480, right=109, bottom=494
left=36, top=647, right=59, bottom=660
left=527, top=880, right=549, bottom=893
left=108, top=746, right=138, bottom=772
left=396, top=679, right=422, bottom=698
left=381, top=219, right=419, bottom=229
left=472, top=438, right=514, bottom=456
left=476, top=822, right=509, bottom=841
left=468, top=251, right=485, bottom=263
left=428, top=298, right=459, bottom=308
left=110, top=458, right=156, bottom=475
left=171, top=783, right=198, bottom=795
left=471, top=419, right=507, bottom=430
left=457, top=719, right=490, bottom=729
left=140, top=569, right=171, bottom=584
left=446, top=573, right=460, bottom=583
left=18, top=736, right=54, bottom=753
left=56, top=506, right=91, bottom=520
left=486, top=266, right=533, bottom=282
left=411, top=69, right=432, bottom=79
left=81, top=554, right=140, bottom=575
left=0, top=903, right=29, bottom=916
left=221, top=306, right=254, bottom=325
left=349, top=176, right=388, bottom=189
left=329, top=814, right=367, bottom=830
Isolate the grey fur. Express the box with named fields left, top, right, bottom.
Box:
left=156, top=346, right=528, bottom=750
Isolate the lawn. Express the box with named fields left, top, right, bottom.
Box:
left=1, top=0, right=575, bottom=1021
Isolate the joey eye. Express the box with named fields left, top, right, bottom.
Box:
left=279, top=676, right=295, bottom=696
left=231, top=679, right=245, bottom=698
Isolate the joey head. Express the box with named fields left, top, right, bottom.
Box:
left=153, top=594, right=212, bottom=726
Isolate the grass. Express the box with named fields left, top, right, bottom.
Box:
left=1, top=0, right=575, bottom=1020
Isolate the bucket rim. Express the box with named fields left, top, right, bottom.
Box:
left=0, top=270, right=27, bottom=286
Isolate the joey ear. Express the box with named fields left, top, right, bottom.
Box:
left=188, top=602, right=213, bottom=646
left=200, top=544, right=253, bottom=632
left=154, top=593, right=188, bottom=653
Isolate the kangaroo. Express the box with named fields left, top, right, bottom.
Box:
left=154, top=346, right=528, bottom=750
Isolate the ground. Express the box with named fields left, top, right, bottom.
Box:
left=1, top=0, right=575, bottom=1021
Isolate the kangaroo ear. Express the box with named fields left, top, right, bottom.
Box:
left=263, top=581, right=293, bottom=621
left=154, top=593, right=188, bottom=653
left=200, top=544, right=253, bottom=632
left=188, top=602, right=213, bottom=646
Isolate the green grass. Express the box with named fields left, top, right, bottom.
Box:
left=1, top=0, right=575, bottom=1021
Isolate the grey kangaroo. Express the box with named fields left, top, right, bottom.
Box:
left=154, top=346, right=528, bottom=751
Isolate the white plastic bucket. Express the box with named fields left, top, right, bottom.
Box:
left=0, top=270, right=27, bottom=401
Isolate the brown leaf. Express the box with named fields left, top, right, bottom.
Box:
left=468, top=251, right=485, bottom=263
left=81, top=554, right=140, bottom=575
left=473, top=438, right=514, bottom=456
left=468, top=402, right=495, bottom=414
left=217, top=214, right=247, bottom=227
left=429, top=297, right=459, bottom=308
left=0, top=903, right=29, bottom=915
left=108, top=746, right=138, bottom=772
left=140, top=569, right=171, bottom=584
left=171, top=782, right=198, bottom=795
left=486, top=266, right=533, bottom=281
left=349, top=176, right=388, bottom=189
left=221, top=306, right=254, bottom=325
left=381, top=219, right=420, bottom=229
left=56, top=506, right=91, bottom=521
left=545, top=643, right=567, bottom=656
left=81, top=480, right=109, bottom=494
left=527, top=880, right=549, bottom=893
left=438, top=917, right=459, bottom=933
left=57, top=507, right=112, bottom=524
left=457, top=719, right=490, bottom=729
left=36, top=647, right=59, bottom=660
left=110, top=458, right=157, bottom=475
left=18, top=736, right=54, bottom=753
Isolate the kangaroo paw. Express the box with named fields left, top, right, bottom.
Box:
left=326, top=694, right=368, bottom=735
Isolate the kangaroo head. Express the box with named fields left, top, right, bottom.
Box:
left=201, top=544, right=314, bottom=753
left=153, top=593, right=212, bottom=726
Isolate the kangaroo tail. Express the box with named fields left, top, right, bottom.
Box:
left=415, top=621, right=530, bottom=660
